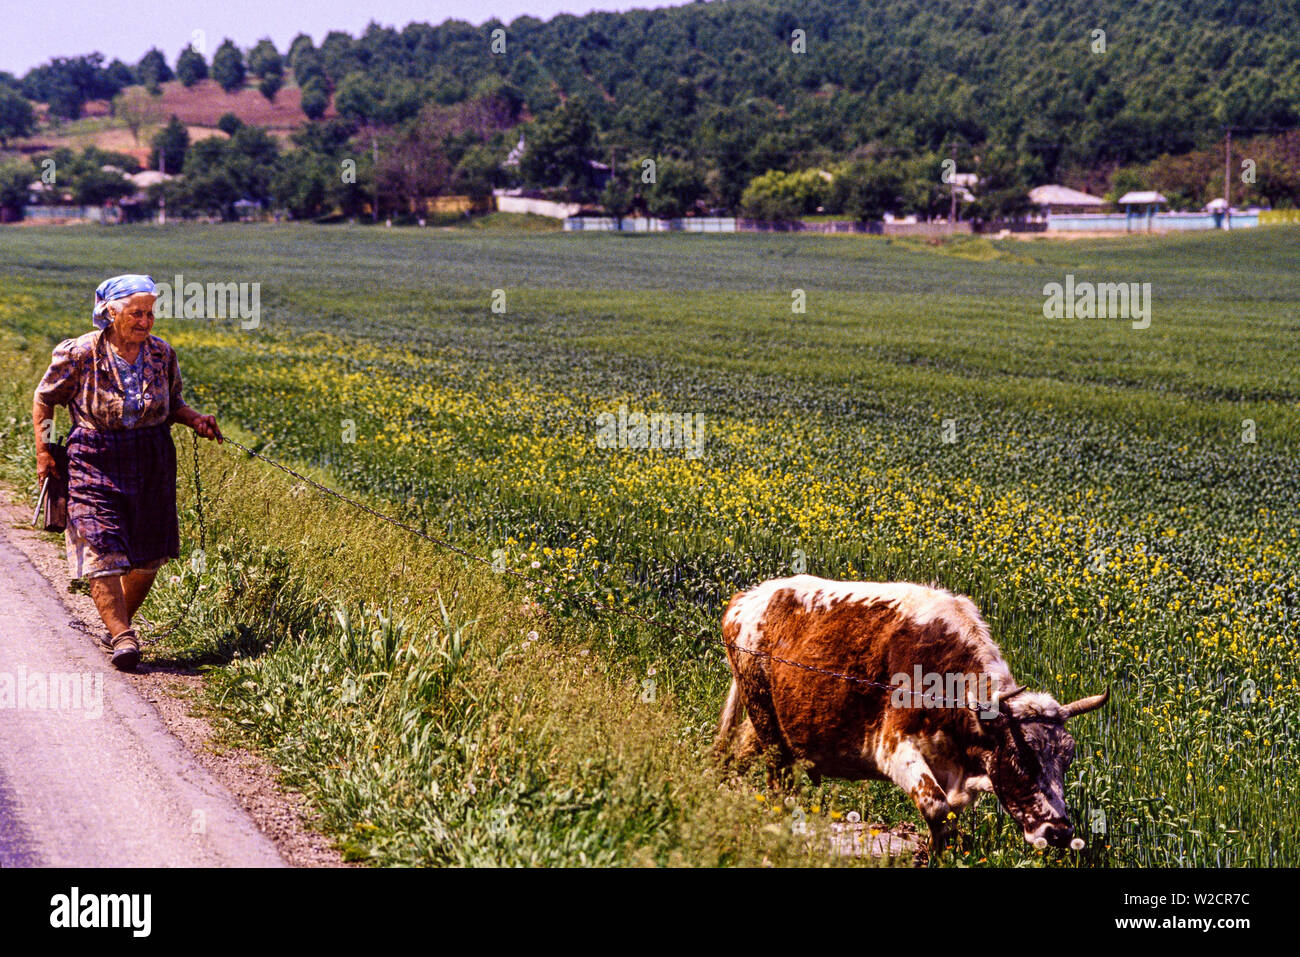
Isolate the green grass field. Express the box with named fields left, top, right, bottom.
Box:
left=1, top=224, right=1297, bottom=866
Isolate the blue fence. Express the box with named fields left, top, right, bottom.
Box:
left=22, top=205, right=112, bottom=223
left=565, top=216, right=737, bottom=232
left=567, top=211, right=1267, bottom=235
left=1048, top=211, right=1260, bottom=231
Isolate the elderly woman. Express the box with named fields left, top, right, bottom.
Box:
left=32, top=274, right=222, bottom=671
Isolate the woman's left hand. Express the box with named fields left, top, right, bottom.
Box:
left=193, top=414, right=223, bottom=443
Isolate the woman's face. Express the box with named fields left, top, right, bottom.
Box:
left=111, top=293, right=156, bottom=345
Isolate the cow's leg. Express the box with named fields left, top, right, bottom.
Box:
left=731, top=671, right=794, bottom=786
left=747, top=709, right=794, bottom=789
left=717, top=714, right=761, bottom=773
left=948, top=774, right=992, bottom=813
left=732, top=716, right=760, bottom=766
left=885, top=741, right=956, bottom=852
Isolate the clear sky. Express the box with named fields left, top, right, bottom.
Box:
left=8, top=0, right=687, bottom=76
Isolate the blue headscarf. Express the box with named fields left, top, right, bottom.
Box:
left=93, top=274, right=157, bottom=329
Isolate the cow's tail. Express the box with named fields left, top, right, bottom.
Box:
left=713, top=678, right=742, bottom=758
left=714, top=591, right=748, bottom=759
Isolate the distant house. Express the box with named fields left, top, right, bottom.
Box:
left=120, top=170, right=176, bottom=222
left=1029, top=184, right=1106, bottom=214
left=1117, top=190, right=1167, bottom=210
left=503, top=134, right=526, bottom=169
left=1117, top=190, right=1168, bottom=232
left=128, top=170, right=174, bottom=190
left=26, top=180, right=69, bottom=204
left=501, top=133, right=611, bottom=190
left=949, top=172, right=977, bottom=203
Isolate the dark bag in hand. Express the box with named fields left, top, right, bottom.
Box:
left=34, top=442, right=69, bottom=533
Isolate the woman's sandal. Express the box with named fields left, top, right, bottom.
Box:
left=109, top=629, right=141, bottom=672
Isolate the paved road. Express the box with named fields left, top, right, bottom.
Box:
left=0, top=524, right=284, bottom=867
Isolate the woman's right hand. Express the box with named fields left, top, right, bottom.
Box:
left=36, top=448, right=59, bottom=484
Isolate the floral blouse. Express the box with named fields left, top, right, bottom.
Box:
left=34, top=330, right=191, bottom=432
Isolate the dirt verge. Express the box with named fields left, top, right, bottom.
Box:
left=0, top=486, right=347, bottom=868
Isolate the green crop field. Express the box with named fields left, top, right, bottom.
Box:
left=1, top=224, right=1297, bottom=866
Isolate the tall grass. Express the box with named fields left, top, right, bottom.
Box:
left=1, top=225, right=1297, bottom=866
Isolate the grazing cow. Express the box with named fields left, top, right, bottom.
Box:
left=715, top=575, right=1108, bottom=852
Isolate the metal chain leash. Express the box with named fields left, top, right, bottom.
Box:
left=185, top=434, right=995, bottom=713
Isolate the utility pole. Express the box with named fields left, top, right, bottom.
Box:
left=949, top=144, right=957, bottom=225
left=1223, top=126, right=1232, bottom=230
left=372, top=130, right=379, bottom=224
left=159, top=149, right=166, bottom=225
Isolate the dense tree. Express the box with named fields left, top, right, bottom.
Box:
left=300, top=81, right=329, bottom=120
left=223, top=125, right=280, bottom=198
left=600, top=177, right=636, bottom=223
left=377, top=112, right=453, bottom=214
left=291, top=46, right=327, bottom=91
left=15, top=0, right=1300, bottom=210
left=455, top=143, right=502, bottom=199
left=259, top=74, right=284, bottom=101
left=271, top=148, right=331, bottom=218
left=22, top=54, right=124, bottom=118
left=248, top=38, right=284, bottom=101
left=1116, top=131, right=1300, bottom=210
left=828, top=160, right=904, bottom=221
left=0, top=87, right=36, bottom=146
left=967, top=149, right=1036, bottom=222
left=216, top=112, right=243, bottom=136
left=287, top=34, right=316, bottom=72
left=72, top=166, right=134, bottom=204
left=741, top=167, right=829, bottom=220
left=211, top=40, right=246, bottom=93
left=112, top=87, right=163, bottom=145
left=284, top=119, right=371, bottom=217
left=333, top=73, right=380, bottom=125
left=173, top=124, right=280, bottom=218
left=519, top=100, right=599, bottom=199
left=176, top=46, right=207, bottom=87
left=642, top=156, right=706, bottom=218
left=898, top=153, right=952, bottom=220
left=171, top=138, right=239, bottom=216
left=136, top=48, right=173, bottom=91
left=104, top=60, right=136, bottom=93
left=319, top=30, right=362, bottom=85
left=334, top=72, right=420, bottom=127
left=247, top=39, right=283, bottom=80
left=150, top=115, right=190, bottom=172
left=0, top=157, right=32, bottom=217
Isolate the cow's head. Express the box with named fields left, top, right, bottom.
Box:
left=982, top=686, right=1109, bottom=851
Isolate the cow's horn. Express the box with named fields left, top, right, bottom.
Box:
left=998, top=685, right=1028, bottom=702
left=1060, top=688, right=1110, bottom=719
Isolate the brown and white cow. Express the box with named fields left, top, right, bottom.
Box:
left=715, top=575, right=1108, bottom=852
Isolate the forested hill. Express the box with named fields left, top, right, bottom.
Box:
left=8, top=0, right=1299, bottom=202
left=294, top=0, right=1298, bottom=175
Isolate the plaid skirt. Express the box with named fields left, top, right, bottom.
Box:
left=66, top=422, right=179, bottom=576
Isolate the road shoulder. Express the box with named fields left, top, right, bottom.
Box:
left=0, top=489, right=346, bottom=868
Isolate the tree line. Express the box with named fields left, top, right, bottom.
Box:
left=3, top=0, right=1299, bottom=219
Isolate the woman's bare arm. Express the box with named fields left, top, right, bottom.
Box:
left=32, top=397, right=58, bottom=481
